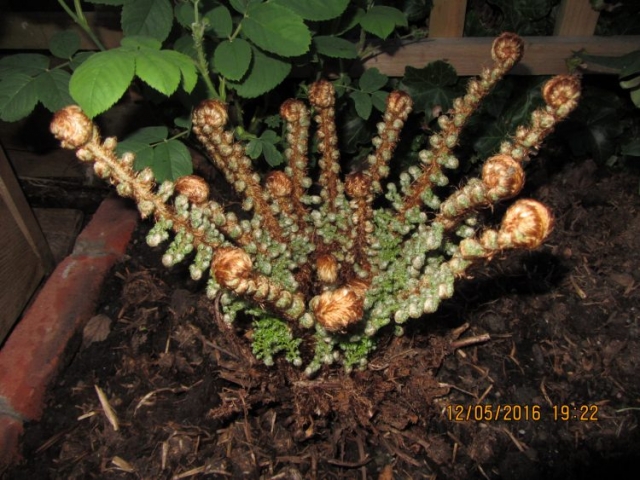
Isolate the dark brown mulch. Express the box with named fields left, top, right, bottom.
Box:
left=3, top=157, right=640, bottom=480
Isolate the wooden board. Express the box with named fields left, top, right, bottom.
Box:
left=0, top=144, right=54, bottom=345
left=555, top=0, right=600, bottom=36
left=428, top=0, right=468, bottom=38
left=364, top=35, right=640, bottom=76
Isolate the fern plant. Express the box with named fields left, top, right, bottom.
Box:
left=51, top=33, right=580, bottom=375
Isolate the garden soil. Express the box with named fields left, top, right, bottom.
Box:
left=2, top=156, right=640, bottom=479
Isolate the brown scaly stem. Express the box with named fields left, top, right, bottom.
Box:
left=399, top=32, right=525, bottom=217
left=192, top=100, right=284, bottom=242
left=50, top=107, right=304, bottom=322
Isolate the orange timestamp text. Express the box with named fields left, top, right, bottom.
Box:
left=445, top=404, right=599, bottom=422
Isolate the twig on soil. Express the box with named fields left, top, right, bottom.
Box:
left=111, top=456, right=135, bottom=472
left=133, top=383, right=201, bottom=416
left=326, top=456, right=372, bottom=468
left=94, top=385, right=119, bottom=431
left=540, top=377, right=554, bottom=407
left=451, top=334, right=491, bottom=350
left=173, top=466, right=233, bottom=478
left=499, top=426, right=528, bottom=452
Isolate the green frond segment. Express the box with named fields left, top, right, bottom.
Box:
left=251, top=316, right=302, bottom=367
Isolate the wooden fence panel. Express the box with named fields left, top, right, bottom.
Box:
left=428, top=0, right=468, bottom=38
left=555, top=0, right=601, bottom=36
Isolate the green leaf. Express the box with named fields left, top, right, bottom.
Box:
left=152, top=140, right=193, bottom=181
left=621, top=138, right=640, bottom=156
left=229, top=0, right=250, bottom=14
left=121, top=126, right=169, bottom=145
left=340, top=113, right=372, bottom=153
left=214, top=39, right=252, bottom=81
left=371, top=90, right=388, bottom=112
left=630, top=87, right=640, bottom=108
left=229, top=47, right=291, bottom=98
left=243, top=3, right=311, bottom=57
left=262, top=141, right=284, bottom=167
left=400, top=61, right=458, bottom=117
left=351, top=91, right=372, bottom=120
left=174, top=2, right=195, bottom=28
left=70, top=49, right=136, bottom=118
left=620, top=75, right=640, bottom=90
left=49, top=30, right=81, bottom=59
left=116, top=126, right=168, bottom=171
left=70, top=52, right=94, bottom=70
left=205, top=6, right=233, bottom=38
left=0, top=54, right=49, bottom=79
left=246, top=138, right=263, bottom=159
left=0, top=73, right=40, bottom=121
left=122, top=0, right=173, bottom=42
left=121, top=35, right=162, bottom=50
left=34, top=70, right=74, bottom=112
left=359, top=6, right=408, bottom=39
left=135, top=49, right=182, bottom=95
left=273, top=0, right=349, bottom=21
left=174, top=115, right=192, bottom=129
left=359, top=68, right=388, bottom=93
left=313, top=36, right=357, bottom=59
left=173, top=35, right=197, bottom=59
left=164, top=51, right=197, bottom=93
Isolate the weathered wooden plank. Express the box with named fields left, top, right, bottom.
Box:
left=428, top=0, right=468, bottom=38
left=554, top=0, right=600, bottom=36
left=0, top=145, right=54, bottom=344
left=364, top=35, right=640, bottom=76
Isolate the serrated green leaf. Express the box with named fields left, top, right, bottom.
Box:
left=262, top=141, right=283, bottom=166
left=151, top=140, right=193, bottom=181
left=174, top=2, right=195, bottom=28
left=0, top=54, right=49, bottom=79
left=246, top=138, right=263, bottom=159
left=371, top=90, right=388, bottom=112
left=229, top=0, right=260, bottom=14
left=122, top=0, right=173, bottom=42
left=70, top=51, right=95, bottom=70
left=206, top=6, right=233, bottom=38
left=243, top=3, right=311, bottom=57
left=214, top=39, right=252, bottom=81
left=260, top=130, right=280, bottom=143
left=351, top=91, right=372, bottom=120
left=34, top=70, right=73, bottom=112
left=359, top=68, right=388, bottom=93
left=135, top=49, right=182, bottom=95
left=339, top=113, right=372, bottom=153
left=400, top=61, right=457, bottom=117
left=49, top=30, right=81, bottom=59
left=0, top=73, right=40, bottom=121
left=173, top=35, right=197, bottom=59
left=121, top=35, right=162, bottom=50
left=164, top=50, right=197, bottom=93
left=174, top=115, right=192, bottom=129
left=273, top=0, right=349, bottom=21
left=313, top=36, right=357, bottom=59
left=229, top=47, right=291, bottom=98
left=70, top=49, right=136, bottom=118
left=359, top=6, right=408, bottom=39
left=121, top=126, right=169, bottom=144
left=403, top=0, right=432, bottom=23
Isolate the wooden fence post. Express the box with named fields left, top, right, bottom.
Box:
left=554, top=0, right=600, bottom=36
left=428, top=0, right=468, bottom=38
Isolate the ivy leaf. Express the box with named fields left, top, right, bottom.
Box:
left=0, top=54, right=49, bottom=79
left=400, top=61, right=457, bottom=117
left=0, top=73, right=40, bottom=121
left=359, top=6, right=408, bottom=39
left=359, top=68, right=388, bottom=93
left=205, top=6, right=233, bottom=38
left=152, top=140, right=193, bottom=182
left=313, top=36, right=357, bottom=59
left=351, top=91, right=372, bottom=120
left=122, top=0, right=173, bottom=42
left=243, top=3, right=311, bottom=57
left=34, top=70, right=74, bottom=112
left=70, top=49, right=136, bottom=118
left=214, top=39, right=252, bottom=81
left=49, top=30, right=81, bottom=59
left=340, top=113, right=372, bottom=154
left=229, top=47, right=291, bottom=98
left=371, top=90, right=388, bottom=112
left=273, top=0, right=349, bottom=21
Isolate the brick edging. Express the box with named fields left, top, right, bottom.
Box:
left=0, top=196, right=138, bottom=466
